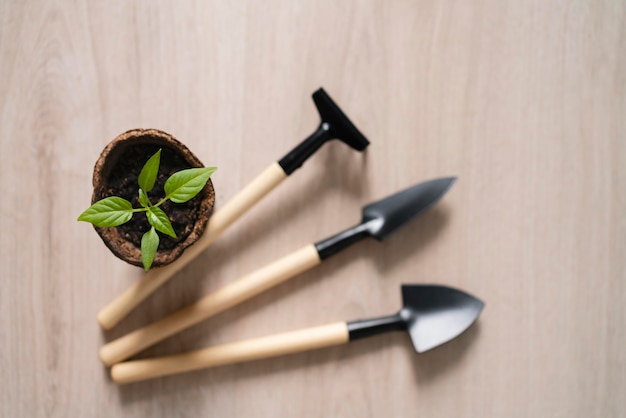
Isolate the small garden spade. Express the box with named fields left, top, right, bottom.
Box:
left=111, top=284, right=484, bottom=384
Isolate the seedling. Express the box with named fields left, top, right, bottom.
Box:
left=78, top=149, right=217, bottom=270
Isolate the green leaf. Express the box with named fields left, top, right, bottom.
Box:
left=141, top=227, right=159, bottom=271
left=138, top=188, right=150, bottom=208
left=146, top=206, right=177, bottom=238
left=77, top=197, right=134, bottom=227
left=138, top=149, right=161, bottom=192
left=164, top=167, right=217, bottom=203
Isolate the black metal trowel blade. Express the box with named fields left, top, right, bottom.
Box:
left=402, top=284, right=484, bottom=353
left=362, top=177, right=456, bottom=241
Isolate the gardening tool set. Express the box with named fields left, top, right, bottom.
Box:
left=98, top=88, right=484, bottom=384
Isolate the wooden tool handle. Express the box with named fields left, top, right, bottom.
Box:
left=97, top=163, right=287, bottom=330
left=111, top=322, right=349, bottom=384
left=99, top=244, right=322, bottom=366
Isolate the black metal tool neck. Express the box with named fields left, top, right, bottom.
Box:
left=347, top=312, right=406, bottom=341
left=347, top=285, right=484, bottom=353
left=277, top=88, right=369, bottom=175
left=278, top=123, right=332, bottom=175
left=314, top=219, right=378, bottom=260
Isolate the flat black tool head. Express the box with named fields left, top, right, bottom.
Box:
left=312, top=88, right=369, bottom=151
left=401, top=284, right=484, bottom=353
left=278, top=88, right=370, bottom=174
left=314, top=177, right=457, bottom=260
left=362, top=177, right=456, bottom=241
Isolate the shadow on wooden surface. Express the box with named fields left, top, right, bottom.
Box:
left=412, top=321, right=482, bottom=385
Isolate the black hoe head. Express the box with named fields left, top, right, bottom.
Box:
left=402, top=284, right=484, bottom=353
left=362, top=177, right=456, bottom=241
left=312, top=88, right=369, bottom=151
left=278, top=88, right=369, bottom=175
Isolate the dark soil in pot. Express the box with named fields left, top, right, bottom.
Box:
left=92, top=129, right=215, bottom=268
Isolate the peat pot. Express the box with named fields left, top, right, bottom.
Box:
left=90, top=129, right=215, bottom=268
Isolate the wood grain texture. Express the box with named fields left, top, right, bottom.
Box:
left=111, top=322, right=350, bottom=385
left=1, top=0, right=624, bottom=416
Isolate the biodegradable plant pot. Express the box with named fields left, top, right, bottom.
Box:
left=91, top=129, right=215, bottom=268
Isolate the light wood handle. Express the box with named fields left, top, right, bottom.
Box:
left=99, top=244, right=321, bottom=366
left=97, top=163, right=287, bottom=330
left=111, top=322, right=349, bottom=384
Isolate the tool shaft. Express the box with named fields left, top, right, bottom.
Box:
left=112, top=322, right=349, bottom=384
left=99, top=244, right=321, bottom=365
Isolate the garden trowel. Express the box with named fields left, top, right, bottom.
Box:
left=111, top=284, right=484, bottom=384
left=100, top=177, right=456, bottom=366
left=97, top=88, right=369, bottom=329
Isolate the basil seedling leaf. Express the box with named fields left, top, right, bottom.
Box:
left=164, top=167, right=217, bottom=203
left=77, top=197, right=134, bottom=227
left=138, top=149, right=161, bottom=193
left=138, top=188, right=150, bottom=208
left=146, top=206, right=177, bottom=238
left=141, top=227, right=159, bottom=271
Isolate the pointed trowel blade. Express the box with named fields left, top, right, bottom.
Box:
left=402, top=284, right=484, bottom=353
left=362, top=177, right=456, bottom=240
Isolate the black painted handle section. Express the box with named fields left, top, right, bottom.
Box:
left=278, top=123, right=331, bottom=175
left=314, top=222, right=372, bottom=260
left=278, top=88, right=369, bottom=175
left=347, top=313, right=406, bottom=341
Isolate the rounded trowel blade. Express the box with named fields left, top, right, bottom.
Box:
left=401, top=284, right=484, bottom=353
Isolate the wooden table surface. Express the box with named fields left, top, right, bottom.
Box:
left=1, top=1, right=625, bottom=416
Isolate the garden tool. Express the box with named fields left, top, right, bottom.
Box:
left=111, top=284, right=484, bottom=384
